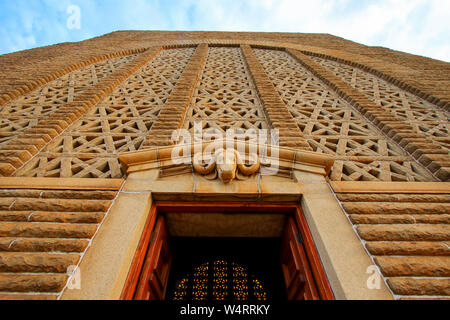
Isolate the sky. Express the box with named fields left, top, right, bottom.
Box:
left=0, top=0, right=449, bottom=61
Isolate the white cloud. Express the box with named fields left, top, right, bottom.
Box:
left=178, top=0, right=450, bottom=61
left=147, top=0, right=448, bottom=60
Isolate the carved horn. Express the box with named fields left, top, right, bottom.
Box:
left=193, top=152, right=216, bottom=175
left=235, top=151, right=260, bottom=176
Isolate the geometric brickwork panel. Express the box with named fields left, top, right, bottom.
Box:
left=253, top=48, right=434, bottom=181
left=182, top=47, right=269, bottom=141
left=16, top=48, right=196, bottom=178
left=104, top=47, right=195, bottom=109
left=310, top=56, right=450, bottom=152
left=0, top=54, right=140, bottom=147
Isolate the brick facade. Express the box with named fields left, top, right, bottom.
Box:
left=0, top=31, right=448, bottom=300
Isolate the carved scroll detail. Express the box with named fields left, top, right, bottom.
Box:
left=193, top=149, right=260, bottom=183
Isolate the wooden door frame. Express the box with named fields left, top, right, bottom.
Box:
left=120, top=201, right=335, bottom=300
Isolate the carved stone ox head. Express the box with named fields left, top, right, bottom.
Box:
left=193, top=149, right=260, bottom=183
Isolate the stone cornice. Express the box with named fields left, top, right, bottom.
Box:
left=119, top=140, right=335, bottom=177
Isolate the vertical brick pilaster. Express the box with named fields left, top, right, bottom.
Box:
left=0, top=47, right=163, bottom=177
left=240, top=45, right=312, bottom=151
left=142, top=44, right=209, bottom=147
left=286, top=49, right=449, bottom=182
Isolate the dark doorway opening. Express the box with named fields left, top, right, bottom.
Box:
left=166, top=237, right=286, bottom=302
left=121, top=202, right=334, bottom=301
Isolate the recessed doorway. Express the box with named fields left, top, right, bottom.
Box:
left=121, top=202, right=334, bottom=301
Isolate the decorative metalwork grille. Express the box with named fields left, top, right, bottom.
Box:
left=310, top=56, right=450, bottom=152
left=172, top=259, right=268, bottom=302
left=181, top=47, right=269, bottom=140
left=16, top=48, right=195, bottom=178
left=253, top=48, right=434, bottom=181
left=0, top=54, right=140, bottom=147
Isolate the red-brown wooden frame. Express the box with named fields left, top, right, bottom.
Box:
left=120, top=201, right=335, bottom=300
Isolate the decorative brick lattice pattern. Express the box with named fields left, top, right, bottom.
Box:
left=286, top=49, right=449, bottom=181
left=253, top=48, right=434, bottom=182
left=16, top=48, right=195, bottom=178
left=310, top=56, right=450, bottom=152
left=0, top=54, right=139, bottom=146
left=181, top=47, right=269, bottom=139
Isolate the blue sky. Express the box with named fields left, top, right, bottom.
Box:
left=1, top=0, right=449, bottom=61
